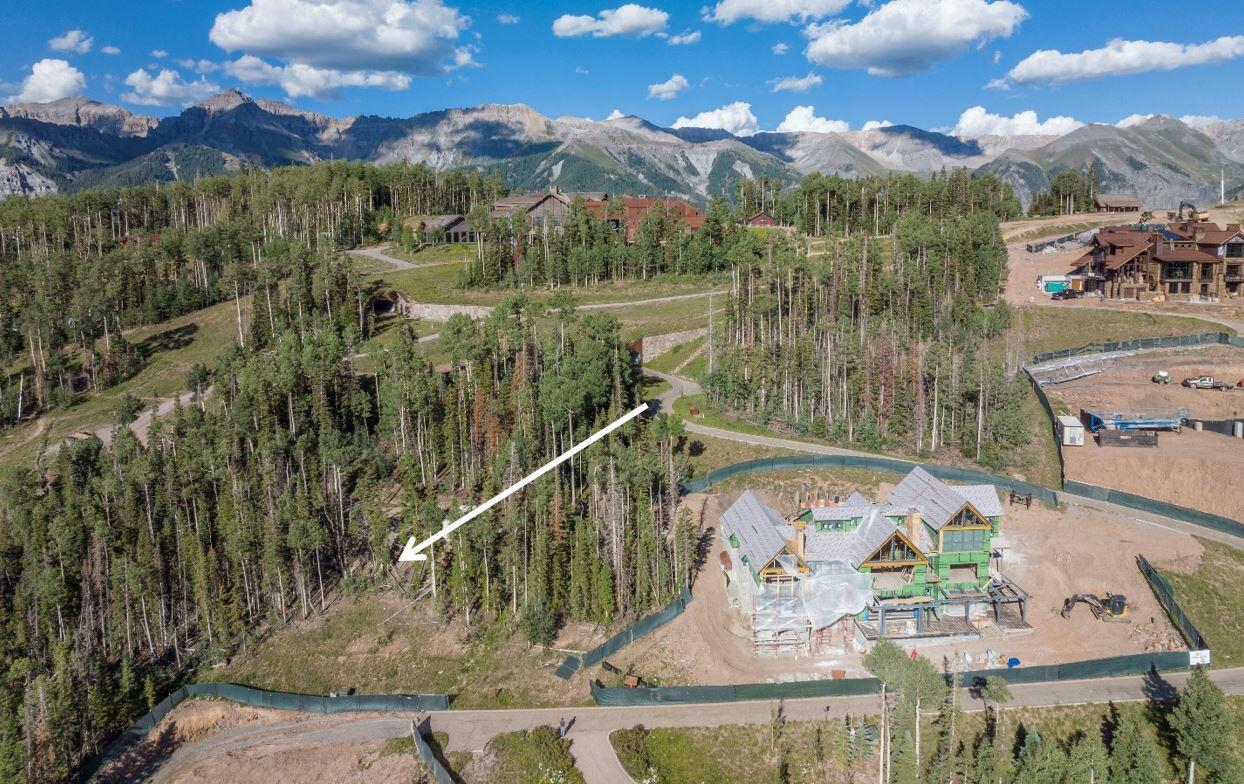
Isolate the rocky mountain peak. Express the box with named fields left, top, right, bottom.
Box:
left=0, top=96, right=157, bottom=137
left=196, top=89, right=255, bottom=114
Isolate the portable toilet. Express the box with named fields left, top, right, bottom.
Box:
left=1057, top=414, right=1085, bottom=446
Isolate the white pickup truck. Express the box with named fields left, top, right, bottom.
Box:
left=1182, top=376, right=1236, bottom=390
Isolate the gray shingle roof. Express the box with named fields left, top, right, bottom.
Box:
left=720, top=491, right=789, bottom=571
left=805, top=504, right=874, bottom=522
left=955, top=485, right=1002, bottom=519
left=887, top=467, right=972, bottom=530
left=422, top=214, right=463, bottom=230
left=802, top=509, right=915, bottom=569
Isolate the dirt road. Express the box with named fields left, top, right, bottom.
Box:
left=42, top=388, right=203, bottom=460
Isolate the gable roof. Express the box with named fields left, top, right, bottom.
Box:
left=720, top=491, right=789, bottom=570
left=954, top=485, right=1003, bottom=519
left=805, top=504, right=874, bottom=522
left=886, top=467, right=990, bottom=531
left=802, top=509, right=926, bottom=569
left=422, top=214, right=463, bottom=230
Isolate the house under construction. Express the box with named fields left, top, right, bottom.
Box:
left=718, top=467, right=1031, bottom=656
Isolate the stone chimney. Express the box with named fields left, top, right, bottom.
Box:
left=905, top=509, right=922, bottom=545
left=794, top=529, right=806, bottom=559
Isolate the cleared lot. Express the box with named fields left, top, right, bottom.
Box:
left=1046, top=346, right=1244, bottom=520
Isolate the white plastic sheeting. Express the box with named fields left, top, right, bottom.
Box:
left=801, top=561, right=873, bottom=630
left=750, top=557, right=873, bottom=635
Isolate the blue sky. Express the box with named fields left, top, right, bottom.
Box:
left=3, top=0, right=1243, bottom=137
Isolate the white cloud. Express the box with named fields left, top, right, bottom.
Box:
left=771, top=72, right=822, bottom=92
left=776, top=105, right=848, bottom=133
left=122, top=68, right=220, bottom=106
left=553, top=4, right=669, bottom=38
left=772, top=42, right=789, bottom=55
left=952, top=105, right=1083, bottom=137
left=101, top=45, right=122, bottom=55
left=225, top=55, right=409, bottom=98
left=7, top=59, right=86, bottom=103
left=575, top=65, right=590, bottom=75
left=668, top=30, right=701, bottom=45
left=862, top=119, right=893, bottom=130
left=648, top=73, right=689, bottom=100
left=49, top=29, right=93, bottom=54
left=706, top=0, right=850, bottom=24
left=448, top=46, right=480, bottom=69
left=151, top=49, right=168, bottom=58
left=211, top=0, right=469, bottom=74
left=672, top=101, right=760, bottom=136
left=1180, top=114, right=1223, bottom=127
left=1115, top=113, right=1222, bottom=129
left=1008, top=36, right=1244, bottom=85
left=178, top=59, right=222, bottom=74
left=496, top=13, right=520, bottom=24
left=606, top=108, right=626, bottom=120
left=984, top=77, right=1009, bottom=90
left=805, top=0, right=1027, bottom=76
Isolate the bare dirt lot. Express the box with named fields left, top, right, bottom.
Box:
left=96, top=701, right=425, bottom=784
left=1045, top=346, right=1244, bottom=520
left=621, top=483, right=1200, bottom=686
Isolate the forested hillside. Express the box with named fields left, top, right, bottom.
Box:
left=0, top=161, right=1027, bottom=780
left=704, top=171, right=1029, bottom=469
left=0, top=162, right=502, bottom=427
left=0, top=162, right=690, bottom=781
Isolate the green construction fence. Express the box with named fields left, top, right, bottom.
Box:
left=555, top=586, right=692, bottom=679
left=81, top=683, right=449, bottom=782
left=592, top=554, right=1207, bottom=706
left=1028, top=331, right=1236, bottom=367
left=412, top=720, right=458, bottom=784
left=681, top=453, right=1060, bottom=506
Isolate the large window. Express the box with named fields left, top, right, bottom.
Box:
left=942, top=528, right=987, bottom=552
left=1227, top=243, right=1244, bottom=259
left=1163, top=262, right=1193, bottom=281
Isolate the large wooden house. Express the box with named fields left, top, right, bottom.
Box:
left=417, top=188, right=705, bottom=246
left=1070, top=221, right=1244, bottom=300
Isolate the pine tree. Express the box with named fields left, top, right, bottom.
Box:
left=1169, top=668, right=1238, bottom=784
left=1009, top=729, right=1067, bottom=784
left=1109, top=713, right=1162, bottom=784
left=1066, top=733, right=1109, bottom=784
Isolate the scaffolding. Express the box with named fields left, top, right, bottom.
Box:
left=746, top=560, right=873, bottom=656
left=856, top=575, right=1031, bottom=640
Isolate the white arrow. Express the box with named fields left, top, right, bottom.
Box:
left=399, top=402, right=651, bottom=562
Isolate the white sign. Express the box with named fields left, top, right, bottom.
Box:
left=1189, top=649, right=1211, bottom=666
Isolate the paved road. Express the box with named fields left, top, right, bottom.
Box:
left=1058, top=300, right=1244, bottom=335
left=348, top=244, right=418, bottom=270
left=139, top=667, right=1244, bottom=784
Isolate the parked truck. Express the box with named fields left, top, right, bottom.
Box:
left=1181, top=376, right=1238, bottom=390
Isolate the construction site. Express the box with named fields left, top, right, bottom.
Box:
left=1031, top=344, right=1244, bottom=521
left=617, top=471, right=1197, bottom=686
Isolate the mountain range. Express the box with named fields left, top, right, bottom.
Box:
left=3, top=90, right=1243, bottom=209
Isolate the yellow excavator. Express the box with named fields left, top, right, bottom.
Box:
left=1062, top=593, right=1130, bottom=623
left=1177, top=201, right=1211, bottom=222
